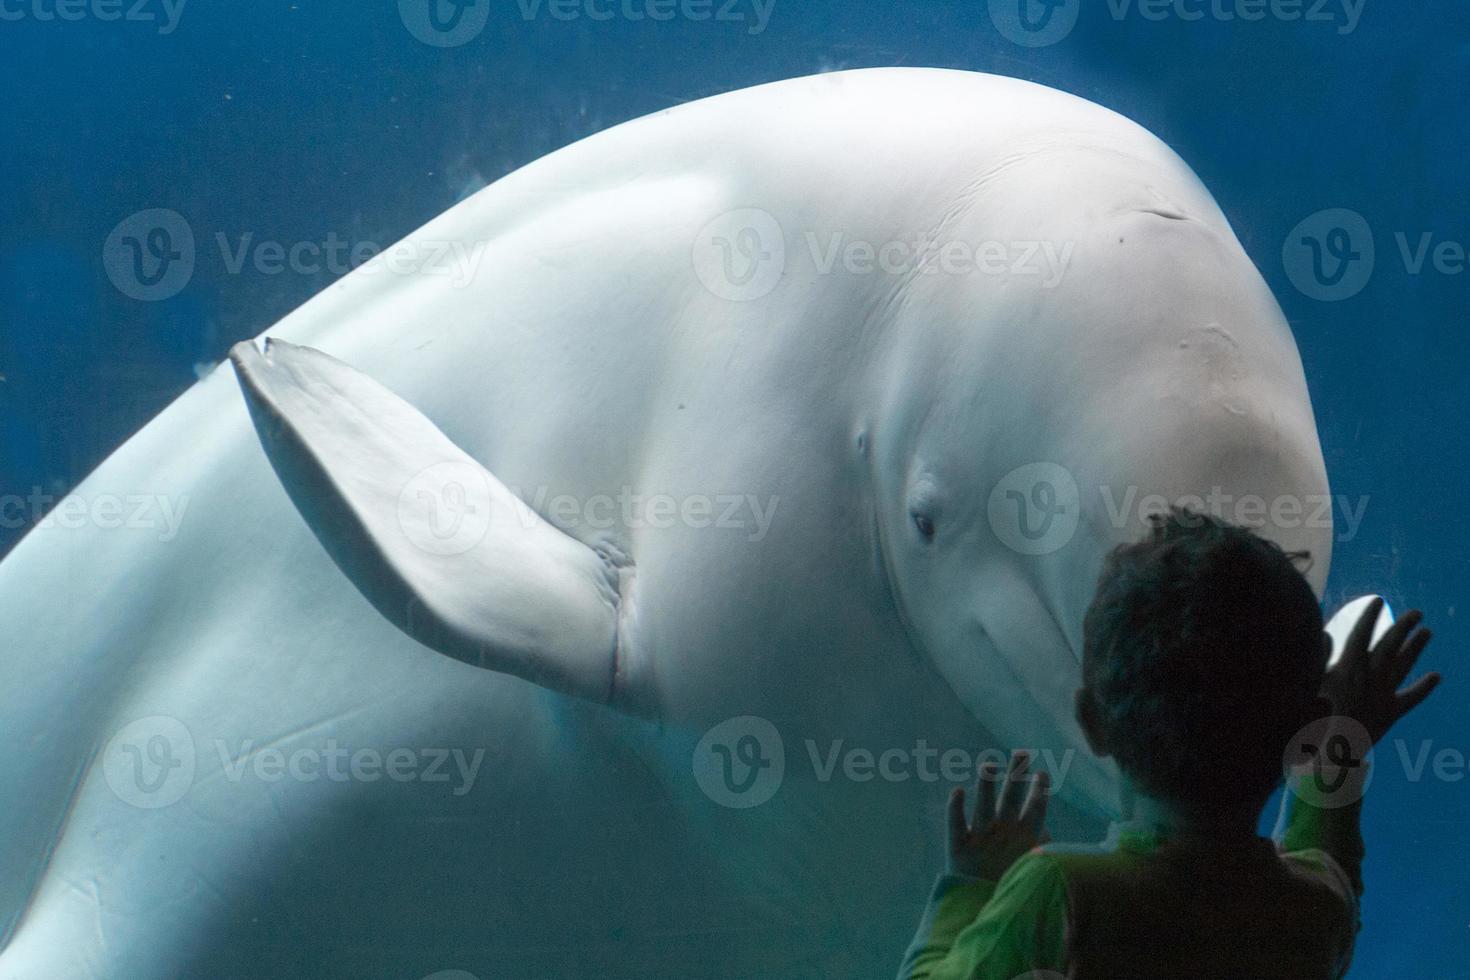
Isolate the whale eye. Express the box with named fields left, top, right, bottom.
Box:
left=912, top=512, right=936, bottom=540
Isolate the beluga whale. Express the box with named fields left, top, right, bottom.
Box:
left=0, top=68, right=1334, bottom=979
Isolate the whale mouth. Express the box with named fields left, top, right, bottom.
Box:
left=868, top=504, right=925, bottom=670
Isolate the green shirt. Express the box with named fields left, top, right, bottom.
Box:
left=898, top=780, right=1363, bottom=980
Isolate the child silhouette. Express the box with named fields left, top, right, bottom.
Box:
left=899, top=508, right=1439, bottom=979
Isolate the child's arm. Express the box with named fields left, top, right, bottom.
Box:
left=1278, top=600, right=1439, bottom=975
left=1282, top=601, right=1437, bottom=887
left=897, top=754, right=1066, bottom=980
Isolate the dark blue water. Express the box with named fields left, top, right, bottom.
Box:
left=1, top=2, right=1465, bottom=976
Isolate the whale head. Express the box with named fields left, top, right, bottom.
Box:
left=867, top=147, right=1332, bottom=819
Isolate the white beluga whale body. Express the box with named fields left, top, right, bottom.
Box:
left=0, top=68, right=1334, bottom=979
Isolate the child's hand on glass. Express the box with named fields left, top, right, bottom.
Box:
left=946, top=751, right=1050, bottom=881
left=1320, top=597, right=1440, bottom=746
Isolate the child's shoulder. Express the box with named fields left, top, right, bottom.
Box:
left=1036, top=840, right=1114, bottom=858
left=1037, top=822, right=1163, bottom=861
left=1028, top=825, right=1174, bottom=891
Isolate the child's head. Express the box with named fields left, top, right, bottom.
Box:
left=1076, top=507, right=1329, bottom=815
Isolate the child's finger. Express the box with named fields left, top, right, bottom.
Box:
left=1342, top=597, right=1384, bottom=671
left=997, top=753, right=1031, bottom=820
left=1020, top=770, right=1051, bottom=835
left=1387, top=628, right=1433, bottom=688
left=1372, top=610, right=1423, bottom=673
left=947, top=787, right=968, bottom=843
left=977, top=761, right=1000, bottom=824
left=1393, top=670, right=1442, bottom=719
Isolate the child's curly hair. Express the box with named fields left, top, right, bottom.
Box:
left=1081, top=507, right=1327, bottom=811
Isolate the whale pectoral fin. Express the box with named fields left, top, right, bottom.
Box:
left=229, top=338, right=622, bottom=706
